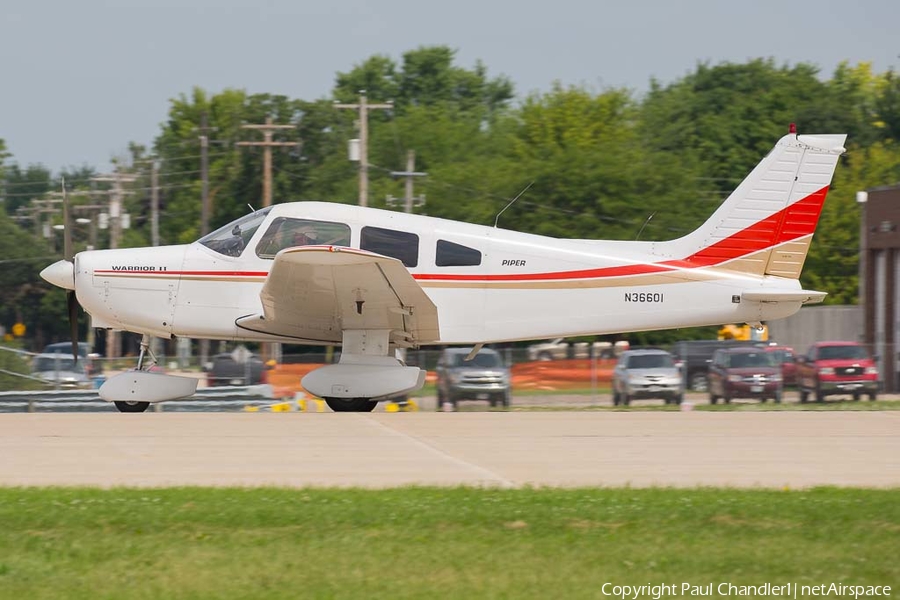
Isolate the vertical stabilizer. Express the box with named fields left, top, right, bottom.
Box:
left=655, top=131, right=846, bottom=278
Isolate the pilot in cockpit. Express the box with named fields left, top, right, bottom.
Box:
left=291, top=224, right=318, bottom=246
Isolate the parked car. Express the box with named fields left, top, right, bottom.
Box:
left=765, top=345, right=797, bottom=387
left=203, top=347, right=269, bottom=386
left=527, top=338, right=629, bottom=361
left=435, top=347, right=510, bottom=409
left=671, top=339, right=768, bottom=392
left=41, top=342, right=103, bottom=377
left=31, top=353, right=92, bottom=389
left=42, top=341, right=91, bottom=358
left=527, top=338, right=570, bottom=361
left=795, top=341, right=878, bottom=402
left=611, top=349, right=683, bottom=405
left=708, top=347, right=782, bottom=404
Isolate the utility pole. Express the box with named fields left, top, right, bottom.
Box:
left=150, top=161, right=160, bottom=246
left=387, top=150, right=427, bottom=213
left=91, top=171, right=136, bottom=250
left=200, top=113, right=211, bottom=235
left=334, top=91, right=393, bottom=207
left=236, top=117, right=298, bottom=207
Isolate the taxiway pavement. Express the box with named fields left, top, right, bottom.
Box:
left=0, top=412, right=897, bottom=488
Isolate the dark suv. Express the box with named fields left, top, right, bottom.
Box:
left=203, top=349, right=268, bottom=387
left=435, top=347, right=511, bottom=409
left=708, top=347, right=783, bottom=404
left=671, top=339, right=767, bottom=392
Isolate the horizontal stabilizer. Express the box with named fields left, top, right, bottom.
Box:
left=741, top=289, right=827, bottom=304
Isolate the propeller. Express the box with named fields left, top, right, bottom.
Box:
left=61, top=178, right=80, bottom=362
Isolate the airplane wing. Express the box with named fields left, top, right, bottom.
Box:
left=235, top=246, right=440, bottom=346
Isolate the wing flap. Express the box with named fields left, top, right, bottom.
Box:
left=236, top=246, right=439, bottom=345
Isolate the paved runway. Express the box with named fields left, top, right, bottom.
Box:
left=0, top=412, right=898, bottom=488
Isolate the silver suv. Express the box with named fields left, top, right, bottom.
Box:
left=612, top=349, right=683, bottom=406
left=435, top=347, right=511, bottom=409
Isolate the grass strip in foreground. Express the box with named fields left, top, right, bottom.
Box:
left=0, top=487, right=897, bottom=599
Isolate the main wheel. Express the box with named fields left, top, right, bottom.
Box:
left=115, top=400, right=150, bottom=413
left=324, top=397, right=378, bottom=412
left=622, top=393, right=631, bottom=406
left=499, top=391, right=510, bottom=408
left=815, top=386, right=824, bottom=403
left=799, top=388, right=809, bottom=403
left=774, top=389, right=782, bottom=404
left=869, top=392, right=878, bottom=401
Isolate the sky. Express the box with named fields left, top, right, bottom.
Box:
left=1, top=0, right=898, bottom=173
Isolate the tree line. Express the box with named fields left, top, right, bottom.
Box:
left=3, top=46, right=900, bottom=348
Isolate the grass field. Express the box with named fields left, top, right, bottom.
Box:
left=0, top=487, right=897, bottom=599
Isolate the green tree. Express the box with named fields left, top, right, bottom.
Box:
left=334, top=46, right=514, bottom=117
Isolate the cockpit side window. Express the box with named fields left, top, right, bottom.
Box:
left=436, top=239, right=482, bottom=267
left=360, top=226, right=419, bottom=267
left=256, top=218, right=351, bottom=259
left=199, top=208, right=272, bottom=257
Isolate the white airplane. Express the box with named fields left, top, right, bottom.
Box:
left=41, top=127, right=846, bottom=412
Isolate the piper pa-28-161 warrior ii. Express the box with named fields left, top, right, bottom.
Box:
left=41, top=127, right=846, bottom=412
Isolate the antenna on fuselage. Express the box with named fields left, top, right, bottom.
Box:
left=636, top=212, right=656, bottom=241
left=247, top=204, right=256, bottom=213
left=494, top=181, right=534, bottom=228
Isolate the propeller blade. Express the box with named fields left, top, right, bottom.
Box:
left=67, top=290, right=79, bottom=362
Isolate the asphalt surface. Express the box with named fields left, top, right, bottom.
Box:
left=0, top=411, right=897, bottom=488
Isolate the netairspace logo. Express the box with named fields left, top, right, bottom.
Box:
left=600, top=582, right=892, bottom=599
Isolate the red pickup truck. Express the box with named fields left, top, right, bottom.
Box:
left=796, top=341, right=879, bottom=402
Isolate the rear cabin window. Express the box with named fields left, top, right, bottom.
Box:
left=256, top=218, right=351, bottom=259
left=360, top=226, right=419, bottom=267
left=436, top=239, right=481, bottom=267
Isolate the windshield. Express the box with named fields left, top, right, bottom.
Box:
left=452, top=352, right=502, bottom=368
left=627, top=353, right=674, bottom=369
left=818, top=345, right=869, bottom=360
left=199, top=208, right=272, bottom=257
left=33, top=356, right=84, bottom=373
left=728, top=352, right=775, bottom=368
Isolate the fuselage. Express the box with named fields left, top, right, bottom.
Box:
left=73, top=201, right=803, bottom=345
